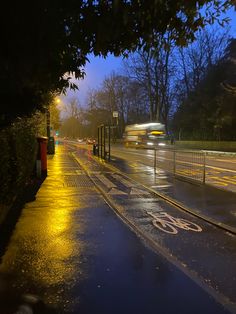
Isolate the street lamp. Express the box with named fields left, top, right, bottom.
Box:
left=47, top=97, right=60, bottom=154
left=46, top=108, right=50, bottom=139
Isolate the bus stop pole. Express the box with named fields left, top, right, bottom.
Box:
left=103, top=125, right=105, bottom=159
left=98, top=127, right=100, bottom=157
left=173, top=150, right=176, bottom=175
left=154, top=149, right=156, bottom=173
left=203, top=151, right=206, bottom=184
left=108, top=125, right=111, bottom=161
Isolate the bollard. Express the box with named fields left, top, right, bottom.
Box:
left=93, top=144, right=99, bottom=156
left=47, top=136, right=55, bottom=154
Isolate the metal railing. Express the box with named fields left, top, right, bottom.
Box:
left=154, top=147, right=206, bottom=184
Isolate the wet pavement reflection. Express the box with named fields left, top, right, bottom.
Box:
left=0, top=143, right=232, bottom=313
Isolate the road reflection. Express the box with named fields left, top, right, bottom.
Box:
left=0, top=146, right=86, bottom=310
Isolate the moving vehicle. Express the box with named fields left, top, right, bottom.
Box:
left=86, top=138, right=96, bottom=145
left=123, top=122, right=170, bottom=148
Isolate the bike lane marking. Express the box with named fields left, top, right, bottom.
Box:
left=146, top=210, right=203, bottom=235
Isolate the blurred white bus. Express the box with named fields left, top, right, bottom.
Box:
left=123, top=122, right=170, bottom=148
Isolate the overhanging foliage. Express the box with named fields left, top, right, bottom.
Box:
left=1, top=1, right=234, bottom=126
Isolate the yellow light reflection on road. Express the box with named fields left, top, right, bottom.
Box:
left=0, top=144, right=86, bottom=307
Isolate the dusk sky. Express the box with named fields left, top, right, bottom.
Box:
left=60, top=7, right=236, bottom=110
left=60, top=53, right=124, bottom=109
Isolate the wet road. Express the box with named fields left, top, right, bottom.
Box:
left=0, top=143, right=234, bottom=313
left=109, top=145, right=236, bottom=192
left=110, top=144, right=236, bottom=170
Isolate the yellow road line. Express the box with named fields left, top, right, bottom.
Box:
left=209, top=176, right=236, bottom=185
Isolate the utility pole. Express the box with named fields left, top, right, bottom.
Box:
left=112, top=111, right=119, bottom=143
left=46, top=107, right=50, bottom=139
left=47, top=97, right=60, bottom=154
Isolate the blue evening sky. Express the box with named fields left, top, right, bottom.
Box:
left=60, top=7, right=236, bottom=109
left=60, top=53, right=123, bottom=108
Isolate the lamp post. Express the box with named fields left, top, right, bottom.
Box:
left=112, top=111, right=119, bottom=143
left=47, top=97, right=60, bottom=154
left=46, top=108, right=50, bottom=139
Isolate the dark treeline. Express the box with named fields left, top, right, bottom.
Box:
left=60, top=27, right=236, bottom=141
left=172, top=37, right=236, bottom=141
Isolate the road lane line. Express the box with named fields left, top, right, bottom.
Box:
left=208, top=176, right=236, bottom=185
left=206, top=165, right=236, bottom=173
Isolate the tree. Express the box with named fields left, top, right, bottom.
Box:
left=175, top=26, right=230, bottom=100
left=172, top=38, right=236, bottom=140
left=1, top=1, right=234, bottom=127
left=84, top=73, right=148, bottom=137
left=59, top=97, right=86, bottom=138
left=49, top=102, right=61, bottom=133
left=64, top=98, right=82, bottom=119
left=171, top=26, right=232, bottom=140
left=124, top=31, right=176, bottom=130
left=125, top=80, right=149, bottom=124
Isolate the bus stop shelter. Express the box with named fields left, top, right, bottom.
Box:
left=95, top=124, right=111, bottom=161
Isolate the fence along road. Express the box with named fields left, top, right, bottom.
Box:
left=110, top=145, right=236, bottom=193
left=154, top=147, right=236, bottom=192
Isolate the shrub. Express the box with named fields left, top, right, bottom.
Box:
left=0, top=115, right=41, bottom=224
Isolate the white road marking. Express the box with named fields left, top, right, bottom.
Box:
left=146, top=211, right=202, bottom=235
left=206, top=165, right=236, bottom=173
left=112, top=174, right=136, bottom=187
left=214, top=158, right=236, bottom=164
left=95, top=174, right=116, bottom=188
left=108, top=188, right=127, bottom=195
left=151, top=185, right=171, bottom=188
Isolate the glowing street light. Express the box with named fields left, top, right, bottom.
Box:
left=55, top=97, right=61, bottom=105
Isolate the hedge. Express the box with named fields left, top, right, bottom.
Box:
left=0, top=116, right=40, bottom=225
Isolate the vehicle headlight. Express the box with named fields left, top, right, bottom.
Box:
left=158, top=143, right=166, bottom=146
left=147, top=142, right=154, bottom=146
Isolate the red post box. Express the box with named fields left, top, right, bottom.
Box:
left=36, top=137, right=48, bottom=177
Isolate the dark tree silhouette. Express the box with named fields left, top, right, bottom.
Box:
left=1, top=1, right=233, bottom=126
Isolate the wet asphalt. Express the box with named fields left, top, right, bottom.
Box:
left=0, top=142, right=235, bottom=313
left=109, top=145, right=236, bottom=232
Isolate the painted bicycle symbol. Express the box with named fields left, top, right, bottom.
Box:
left=146, top=211, right=202, bottom=235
